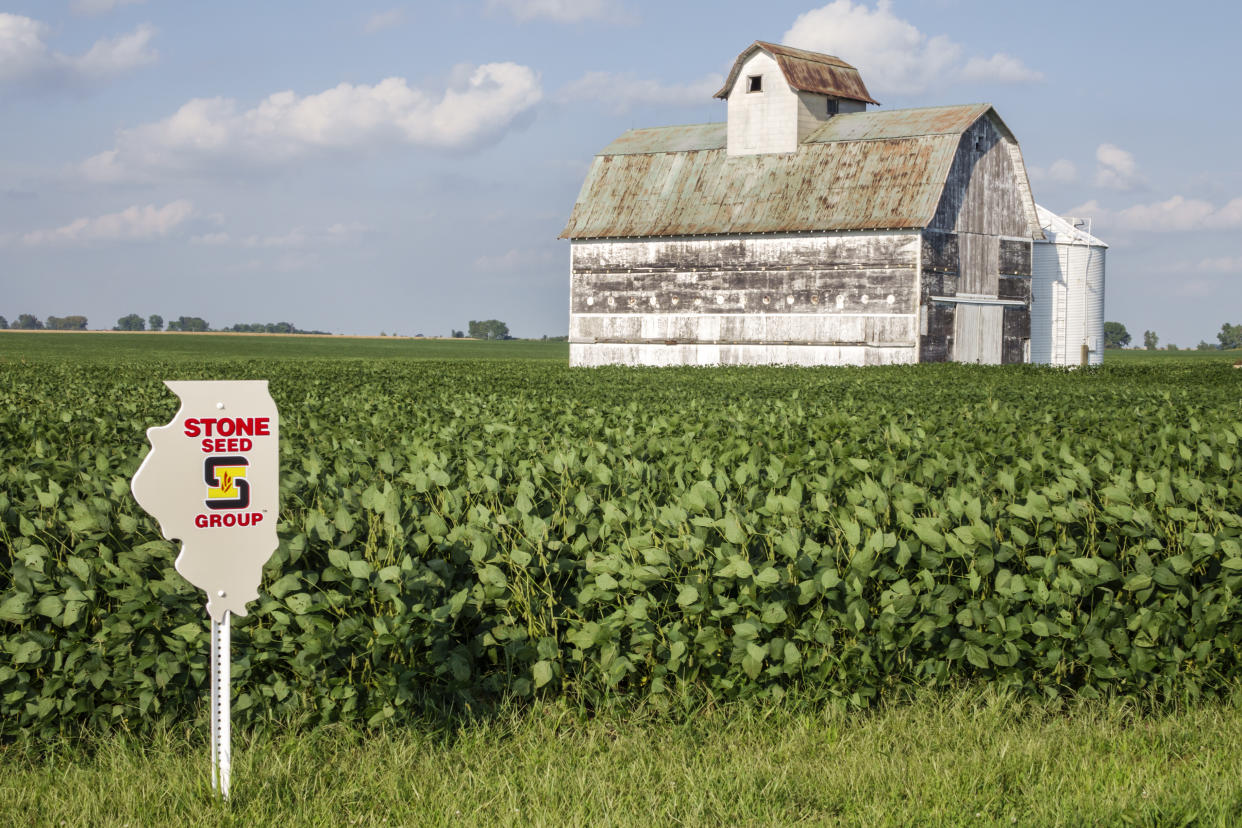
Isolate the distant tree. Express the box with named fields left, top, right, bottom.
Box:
left=467, top=319, right=510, bottom=340
left=1166, top=343, right=1179, bottom=351
left=47, top=315, right=88, bottom=330
left=167, top=316, right=209, bottom=332
left=1197, top=340, right=1217, bottom=351
left=14, top=313, right=43, bottom=330
left=1103, top=321, right=1130, bottom=349
left=0, top=316, right=8, bottom=329
left=114, top=313, right=146, bottom=331
left=148, top=314, right=164, bottom=331
left=1143, top=330, right=1159, bottom=350
left=1218, top=323, right=1242, bottom=351
left=451, top=329, right=464, bottom=338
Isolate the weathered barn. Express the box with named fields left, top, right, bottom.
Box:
left=560, top=41, right=1044, bottom=366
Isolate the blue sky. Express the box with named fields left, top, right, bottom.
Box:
left=1, top=0, right=1238, bottom=345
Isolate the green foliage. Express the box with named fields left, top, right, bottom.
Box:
left=2, top=359, right=1241, bottom=740
left=114, top=314, right=146, bottom=332
left=225, top=322, right=330, bottom=335
left=1143, top=330, right=1158, bottom=350
left=166, top=316, right=209, bottom=332
left=46, top=316, right=89, bottom=331
left=468, top=319, right=510, bottom=340
left=0, top=316, right=8, bottom=330
left=1218, top=323, right=1242, bottom=351
left=1104, top=321, right=1130, bottom=349
left=14, top=313, right=43, bottom=330
left=148, top=314, right=164, bottom=332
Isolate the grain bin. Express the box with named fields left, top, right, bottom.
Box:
left=1031, top=205, right=1107, bottom=366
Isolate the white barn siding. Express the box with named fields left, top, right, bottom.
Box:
left=726, top=52, right=798, bottom=156
left=569, top=231, right=920, bottom=367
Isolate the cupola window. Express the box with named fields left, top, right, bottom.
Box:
left=747, top=75, right=762, bottom=93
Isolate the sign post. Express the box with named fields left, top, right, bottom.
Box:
left=131, top=380, right=279, bottom=800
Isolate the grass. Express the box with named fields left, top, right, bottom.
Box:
left=1103, top=346, right=1241, bottom=364
left=5, top=692, right=1242, bottom=826
left=0, top=331, right=568, bottom=362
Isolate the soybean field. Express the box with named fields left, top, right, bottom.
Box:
left=2, top=333, right=1241, bottom=742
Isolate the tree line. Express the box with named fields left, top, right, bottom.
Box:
left=0, top=313, right=326, bottom=335
left=1105, top=321, right=1242, bottom=351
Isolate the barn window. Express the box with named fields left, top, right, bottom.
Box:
left=975, top=137, right=985, bottom=152
left=826, top=98, right=839, bottom=115
left=747, top=75, right=762, bottom=93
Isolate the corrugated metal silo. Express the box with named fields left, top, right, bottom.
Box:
left=1031, top=205, right=1107, bottom=365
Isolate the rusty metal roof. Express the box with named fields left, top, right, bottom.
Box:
left=561, top=105, right=1013, bottom=239
left=714, top=41, right=880, bottom=105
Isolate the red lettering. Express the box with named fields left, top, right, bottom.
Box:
left=202, top=438, right=213, bottom=453
left=239, top=438, right=252, bottom=452
left=190, top=418, right=269, bottom=441
left=195, top=511, right=263, bottom=527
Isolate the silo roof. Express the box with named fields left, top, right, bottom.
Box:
left=714, top=41, right=880, bottom=105
left=561, top=104, right=1022, bottom=239
left=1036, top=204, right=1108, bottom=247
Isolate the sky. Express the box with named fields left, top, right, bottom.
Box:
left=0, top=0, right=1238, bottom=345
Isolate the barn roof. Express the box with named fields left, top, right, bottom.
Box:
left=714, top=41, right=880, bottom=105
left=560, top=103, right=1035, bottom=239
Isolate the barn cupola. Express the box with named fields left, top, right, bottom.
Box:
left=714, top=41, right=879, bottom=157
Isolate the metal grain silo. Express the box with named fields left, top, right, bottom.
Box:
left=1031, top=205, right=1107, bottom=365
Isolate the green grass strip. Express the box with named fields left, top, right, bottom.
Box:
left=5, top=692, right=1242, bottom=826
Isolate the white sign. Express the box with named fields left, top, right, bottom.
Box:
left=132, top=380, right=280, bottom=622
left=131, top=379, right=280, bottom=800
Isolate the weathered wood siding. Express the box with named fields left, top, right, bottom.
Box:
left=917, top=117, right=1034, bottom=364
left=930, top=115, right=1029, bottom=237
left=570, top=232, right=920, bottom=367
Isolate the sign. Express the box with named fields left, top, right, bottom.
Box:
left=131, top=380, right=280, bottom=800
left=132, top=380, right=279, bottom=623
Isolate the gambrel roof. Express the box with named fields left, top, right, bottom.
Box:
left=713, top=41, right=880, bottom=105
left=559, top=104, right=1042, bottom=240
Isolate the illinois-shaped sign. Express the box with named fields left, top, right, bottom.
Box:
left=132, top=381, right=280, bottom=622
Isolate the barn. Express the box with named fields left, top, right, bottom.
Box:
left=560, top=41, right=1044, bottom=367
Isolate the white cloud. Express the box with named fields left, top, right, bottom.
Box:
left=193, top=222, right=368, bottom=249
left=474, top=246, right=558, bottom=271
left=1029, top=159, right=1077, bottom=184
left=20, top=200, right=194, bottom=245
left=486, top=0, right=634, bottom=23
left=558, top=71, right=723, bottom=113
left=190, top=232, right=230, bottom=246
left=1066, top=195, right=1242, bottom=233
left=1197, top=255, right=1242, bottom=273
left=782, top=1, right=1041, bottom=97
left=79, top=64, right=542, bottom=181
left=1207, top=197, right=1242, bottom=229
left=960, top=53, right=1044, bottom=84
left=0, top=14, right=156, bottom=88
left=363, top=9, right=406, bottom=33
left=1093, top=143, right=1142, bottom=190
left=72, top=0, right=147, bottom=15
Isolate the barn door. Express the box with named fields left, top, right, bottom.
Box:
left=953, top=303, right=1003, bottom=364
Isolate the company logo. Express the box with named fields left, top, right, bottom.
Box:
left=204, top=455, right=250, bottom=510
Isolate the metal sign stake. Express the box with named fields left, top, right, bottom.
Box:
left=210, top=610, right=232, bottom=800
